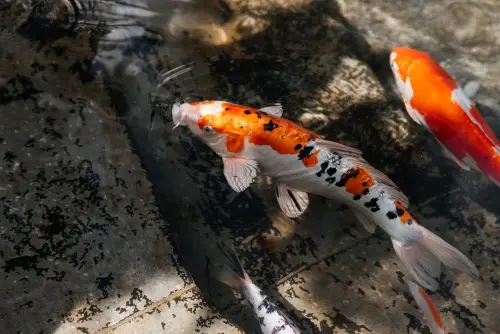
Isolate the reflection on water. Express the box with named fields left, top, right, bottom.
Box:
left=1, top=0, right=499, bottom=333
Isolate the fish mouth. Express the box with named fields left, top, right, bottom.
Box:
left=171, top=102, right=183, bottom=129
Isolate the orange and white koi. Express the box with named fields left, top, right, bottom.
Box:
left=172, top=100, right=479, bottom=290
left=390, top=47, right=500, bottom=187
left=407, top=280, right=446, bottom=334
left=214, top=241, right=301, bottom=334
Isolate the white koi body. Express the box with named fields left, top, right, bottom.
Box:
left=174, top=100, right=479, bottom=291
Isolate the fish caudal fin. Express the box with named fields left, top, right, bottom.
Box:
left=418, top=225, right=479, bottom=279
left=393, top=225, right=479, bottom=291
left=406, top=280, right=446, bottom=334
left=214, top=241, right=249, bottom=290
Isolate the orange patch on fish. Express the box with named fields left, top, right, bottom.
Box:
left=395, top=202, right=414, bottom=224
left=339, top=167, right=374, bottom=196
left=302, top=149, right=320, bottom=167
left=197, top=102, right=321, bottom=167
left=419, top=287, right=444, bottom=329
left=190, top=100, right=215, bottom=106
left=226, top=134, right=244, bottom=153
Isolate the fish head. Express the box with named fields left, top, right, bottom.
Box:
left=390, top=48, right=423, bottom=105
left=390, top=47, right=433, bottom=92
left=172, top=100, right=229, bottom=153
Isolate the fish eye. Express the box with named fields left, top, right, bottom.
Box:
left=203, top=125, right=215, bottom=133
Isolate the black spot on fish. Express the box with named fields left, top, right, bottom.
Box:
left=407, top=219, right=413, bottom=225
left=225, top=107, right=229, bottom=110
left=386, top=211, right=397, bottom=219
left=244, top=110, right=251, bottom=115
left=335, top=168, right=360, bottom=188
left=264, top=120, right=278, bottom=131
left=275, top=185, right=280, bottom=197
left=353, top=195, right=361, bottom=200
left=298, top=146, right=314, bottom=160
left=325, top=177, right=336, bottom=184
left=294, top=144, right=302, bottom=150
left=396, top=207, right=405, bottom=217
left=316, top=161, right=329, bottom=177
left=364, top=198, right=380, bottom=212
left=362, top=188, right=369, bottom=195
left=327, top=168, right=336, bottom=176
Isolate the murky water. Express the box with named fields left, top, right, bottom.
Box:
left=1, top=1, right=499, bottom=333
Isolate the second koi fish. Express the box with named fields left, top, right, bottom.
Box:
left=172, top=100, right=479, bottom=291
left=390, top=47, right=500, bottom=187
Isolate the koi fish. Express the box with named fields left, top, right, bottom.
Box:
left=407, top=280, right=446, bottom=334
left=390, top=47, right=500, bottom=187
left=172, top=100, right=480, bottom=291
left=214, top=241, right=301, bottom=334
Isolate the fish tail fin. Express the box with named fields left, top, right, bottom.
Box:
left=406, top=280, right=446, bottom=334
left=214, top=241, right=249, bottom=290
left=392, top=224, right=479, bottom=291
left=418, top=224, right=480, bottom=279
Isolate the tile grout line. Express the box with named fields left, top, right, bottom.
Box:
left=94, top=283, right=197, bottom=334
left=270, top=234, right=375, bottom=287
left=94, top=235, right=375, bottom=333
left=414, top=188, right=461, bottom=211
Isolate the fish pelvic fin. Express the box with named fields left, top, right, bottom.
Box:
left=393, top=224, right=479, bottom=291
left=393, top=237, right=441, bottom=291
left=406, top=280, right=446, bottom=334
left=214, top=241, right=249, bottom=290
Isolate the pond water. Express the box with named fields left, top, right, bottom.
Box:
left=1, top=1, right=499, bottom=333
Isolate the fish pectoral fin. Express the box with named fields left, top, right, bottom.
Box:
left=275, top=183, right=309, bottom=218
left=437, top=142, right=471, bottom=171
left=314, top=138, right=363, bottom=157
left=351, top=210, right=377, bottom=234
left=461, top=154, right=481, bottom=172
left=260, top=103, right=283, bottom=117
left=404, top=101, right=426, bottom=126
left=222, top=157, right=259, bottom=192
left=463, top=80, right=481, bottom=99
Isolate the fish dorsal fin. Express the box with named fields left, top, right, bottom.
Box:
left=315, top=138, right=363, bottom=157
left=260, top=104, right=283, bottom=117
left=222, top=157, right=260, bottom=192
left=351, top=209, right=377, bottom=233
left=275, top=183, right=309, bottom=218
left=344, top=157, right=410, bottom=207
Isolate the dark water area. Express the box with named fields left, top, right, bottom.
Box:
left=0, top=1, right=499, bottom=333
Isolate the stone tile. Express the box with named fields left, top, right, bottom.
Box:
left=104, top=288, right=242, bottom=334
